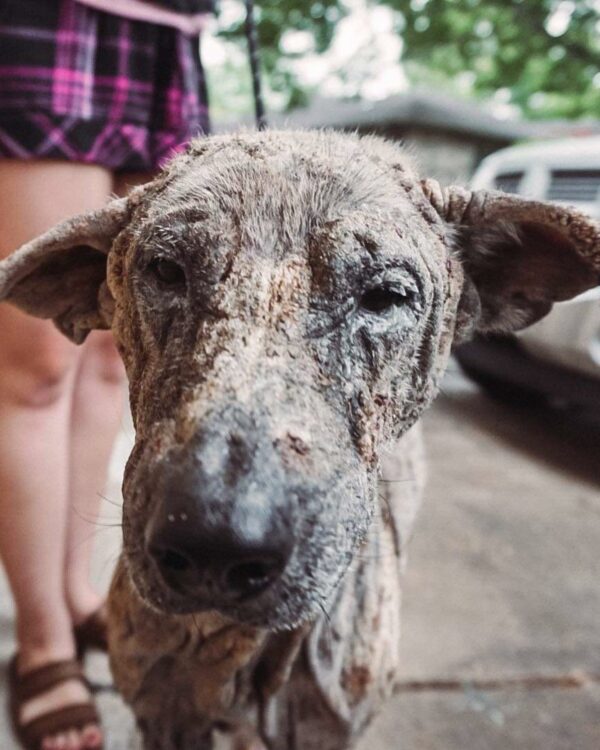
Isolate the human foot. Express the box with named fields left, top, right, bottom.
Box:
left=10, top=652, right=103, bottom=750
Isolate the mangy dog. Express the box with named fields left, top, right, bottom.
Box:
left=1, top=131, right=598, bottom=749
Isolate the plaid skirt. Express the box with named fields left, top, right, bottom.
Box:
left=0, top=0, right=209, bottom=171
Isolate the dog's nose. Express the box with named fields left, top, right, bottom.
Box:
left=145, top=406, right=295, bottom=603
left=147, top=514, right=292, bottom=600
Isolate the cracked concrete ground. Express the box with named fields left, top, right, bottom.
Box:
left=1, top=363, right=599, bottom=749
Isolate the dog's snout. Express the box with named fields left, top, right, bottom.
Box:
left=145, top=409, right=295, bottom=605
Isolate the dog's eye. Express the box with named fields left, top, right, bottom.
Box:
left=148, top=258, right=186, bottom=287
left=360, top=286, right=413, bottom=314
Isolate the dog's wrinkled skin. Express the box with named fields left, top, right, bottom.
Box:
left=1, top=131, right=598, bottom=750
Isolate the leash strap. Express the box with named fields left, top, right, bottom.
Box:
left=244, top=0, right=268, bottom=130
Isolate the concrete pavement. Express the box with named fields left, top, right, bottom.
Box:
left=1, top=364, right=599, bottom=748
left=357, top=366, right=600, bottom=750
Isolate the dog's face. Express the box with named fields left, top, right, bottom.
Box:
left=109, top=133, right=458, bottom=628
left=1, top=131, right=597, bottom=630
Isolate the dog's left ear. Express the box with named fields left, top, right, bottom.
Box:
left=0, top=196, right=133, bottom=344
left=421, top=180, right=600, bottom=341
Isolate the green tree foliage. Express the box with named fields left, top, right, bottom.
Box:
left=218, top=1, right=347, bottom=109
left=220, top=0, right=599, bottom=119
left=393, top=0, right=600, bottom=119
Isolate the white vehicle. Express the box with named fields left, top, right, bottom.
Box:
left=457, top=136, right=600, bottom=410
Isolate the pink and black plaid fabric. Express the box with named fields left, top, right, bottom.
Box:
left=0, top=0, right=209, bottom=171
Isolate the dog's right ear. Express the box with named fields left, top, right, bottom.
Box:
left=0, top=195, right=135, bottom=344
left=420, top=180, right=600, bottom=340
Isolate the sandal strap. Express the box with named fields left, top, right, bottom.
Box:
left=14, top=659, right=86, bottom=703
left=20, top=703, right=100, bottom=747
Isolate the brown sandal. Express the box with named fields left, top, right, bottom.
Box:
left=8, top=656, right=102, bottom=750
left=74, top=603, right=108, bottom=656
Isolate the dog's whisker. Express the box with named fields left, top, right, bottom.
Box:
left=97, top=491, right=123, bottom=509
left=70, top=503, right=122, bottom=527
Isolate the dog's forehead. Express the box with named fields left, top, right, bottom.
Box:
left=144, top=135, right=422, bottom=233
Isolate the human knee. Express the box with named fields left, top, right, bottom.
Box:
left=0, top=316, right=77, bottom=408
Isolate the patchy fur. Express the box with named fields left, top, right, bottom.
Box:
left=0, top=130, right=598, bottom=749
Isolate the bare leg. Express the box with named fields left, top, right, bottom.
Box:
left=65, top=331, right=126, bottom=625
left=63, top=170, right=153, bottom=623
left=0, top=160, right=112, bottom=750
left=113, top=170, right=156, bottom=195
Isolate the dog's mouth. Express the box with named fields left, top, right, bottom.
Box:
left=123, top=527, right=353, bottom=631
left=130, top=561, right=313, bottom=630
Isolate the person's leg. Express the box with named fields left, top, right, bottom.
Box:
left=64, top=331, right=126, bottom=625
left=0, top=159, right=112, bottom=750
left=113, top=170, right=156, bottom=194
left=63, top=170, right=153, bottom=626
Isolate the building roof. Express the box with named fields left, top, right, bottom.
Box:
left=259, top=89, right=600, bottom=144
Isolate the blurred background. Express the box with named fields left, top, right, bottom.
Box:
left=1, top=1, right=599, bottom=748
left=204, top=0, right=599, bottom=121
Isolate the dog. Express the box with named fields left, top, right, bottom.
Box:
left=1, top=130, right=598, bottom=749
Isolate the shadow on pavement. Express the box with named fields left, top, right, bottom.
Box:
left=439, top=367, right=600, bottom=488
